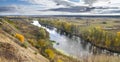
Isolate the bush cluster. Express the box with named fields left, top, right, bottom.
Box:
left=15, top=33, right=24, bottom=43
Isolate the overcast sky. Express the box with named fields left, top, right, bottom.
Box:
left=0, top=0, right=120, bottom=15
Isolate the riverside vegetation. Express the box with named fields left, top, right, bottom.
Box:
left=0, top=17, right=80, bottom=62
left=38, top=18, right=120, bottom=53
left=0, top=16, right=120, bottom=62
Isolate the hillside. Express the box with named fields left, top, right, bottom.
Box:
left=1, top=17, right=120, bottom=62
left=0, top=31, right=49, bottom=62
left=0, top=18, right=80, bottom=62
left=0, top=18, right=49, bottom=62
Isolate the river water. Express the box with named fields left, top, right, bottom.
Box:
left=31, top=20, right=118, bottom=59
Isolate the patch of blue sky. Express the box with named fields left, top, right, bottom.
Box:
left=0, top=0, right=31, bottom=5
left=69, top=0, right=80, bottom=2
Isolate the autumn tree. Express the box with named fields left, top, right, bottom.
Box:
left=15, top=33, right=25, bottom=43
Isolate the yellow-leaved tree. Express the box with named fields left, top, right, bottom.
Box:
left=45, top=48, right=55, bottom=60
left=15, top=33, right=25, bottom=43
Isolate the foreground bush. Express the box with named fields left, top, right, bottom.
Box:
left=45, top=48, right=55, bottom=60
left=22, top=42, right=28, bottom=48
left=57, top=59, right=63, bottom=62
left=15, top=33, right=24, bottom=43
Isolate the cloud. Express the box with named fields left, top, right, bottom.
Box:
left=1, top=0, right=120, bottom=15
left=45, top=6, right=94, bottom=13
left=0, top=6, right=18, bottom=12
left=0, top=5, right=35, bottom=14
left=22, top=0, right=87, bottom=9
left=52, top=0, right=75, bottom=6
left=83, top=0, right=97, bottom=5
left=21, top=0, right=59, bottom=9
left=92, top=0, right=120, bottom=7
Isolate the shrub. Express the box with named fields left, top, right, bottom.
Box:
left=34, top=52, right=38, bottom=55
left=105, top=39, right=111, bottom=47
left=28, top=39, right=36, bottom=46
left=45, top=48, right=55, bottom=60
left=114, top=32, right=120, bottom=46
left=57, top=59, right=63, bottom=62
left=117, top=32, right=120, bottom=36
left=21, top=42, right=28, bottom=48
left=37, top=39, right=49, bottom=47
left=102, top=21, right=107, bottom=24
left=15, top=33, right=24, bottom=43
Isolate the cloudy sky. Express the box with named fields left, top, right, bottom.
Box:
left=0, top=0, right=120, bottom=15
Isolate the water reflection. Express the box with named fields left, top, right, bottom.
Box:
left=32, top=20, right=119, bottom=59
left=44, top=26, right=92, bottom=58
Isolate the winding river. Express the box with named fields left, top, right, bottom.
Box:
left=32, top=20, right=118, bottom=59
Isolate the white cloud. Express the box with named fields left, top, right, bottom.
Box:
left=93, top=0, right=120, bottom=7
left=110, top=0, right=120, bottom=4
left=1, top=0, right=120, bottom=15
left=22, top=0, right=65, bottom=9
left=21, top=0, right=87, bottom=9
left=28, top=0, right=56, bottom=7
left=92, top=1, right=109, bottom=7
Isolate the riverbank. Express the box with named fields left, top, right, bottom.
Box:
left=38, top=18, right=120, bottom=54
left=1, top=16, right=120, bottom=62
left=32, top=20, right=81, bottom=62
left=8, top=18, right=81, bottom=62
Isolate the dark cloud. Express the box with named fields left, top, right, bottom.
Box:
left=0, top=6, right=17, bottom=12
left=84, top=0, right=97, bottom=5
left=52, top=0, right=74, bottom=6
left=97, top=9, right=120, bottom=14
left=44, top=6, right=95, bottom=13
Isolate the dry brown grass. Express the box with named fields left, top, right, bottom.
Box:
left=0, top=57, right=17, bottom=62
left=0, top=31, right=49, bottom=62
left=80, top=54, right=120, bottom=62
left=1, top=18, right=120, bottom=62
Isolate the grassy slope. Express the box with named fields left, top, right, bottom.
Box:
left=0, top=18, right=81, bottom=62
left=10, top=19, right=80, bottom=62
left=1, top=17, right=120, bottom=62
left=0, top=19, right=49, bottom=62
left=0, top=32, right=49, bottom=62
